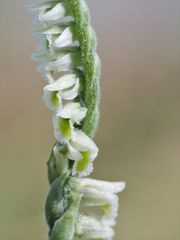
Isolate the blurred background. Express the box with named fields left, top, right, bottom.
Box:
left=0, top=0, right=180, bottom=239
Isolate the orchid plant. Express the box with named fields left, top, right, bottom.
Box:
left=29, top=0, right=125, bottom=239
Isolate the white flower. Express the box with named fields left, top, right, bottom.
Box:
left=76, top=214, right=114, bottom=239
left=53, top=103, right=87, bottom=145
left=53, top=114, right=74, bottom=144
left=66, top=177, right=125, bottom=238
left=67, top=130, right=98, bottom=177
left=43, top=89, right=62, bottom=112
left=53, top=27, right=75, bottom=49
left=39, top=3, right=66, bottom=23
left=57, top=102, right=87, bottom=124
left=81, top=188, right=119, bottom=225
left=45, top=53, right=81, bottom=72
left=43, top=74, right=80, bottom=111
left=74, top=178, right=126, bottom=226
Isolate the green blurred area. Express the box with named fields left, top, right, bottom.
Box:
left=0, top=0, right=180, bottom=239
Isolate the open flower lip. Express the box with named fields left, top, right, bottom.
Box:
left=29, top=0, right=125, bottom=239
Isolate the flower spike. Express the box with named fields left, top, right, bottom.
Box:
left=29, top=0, right=125, bottom=239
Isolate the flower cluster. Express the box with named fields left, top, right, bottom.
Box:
left=31, top=0, right=98, bottom=178
left=29, top=0, right=125, bottom=239
left=45, top=170, right=125, bottom=239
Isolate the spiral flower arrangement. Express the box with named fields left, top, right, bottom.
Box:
left=29, top=0, right=125, bottom=239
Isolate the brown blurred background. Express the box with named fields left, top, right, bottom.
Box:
left=0, top=0, right=180, bottom=239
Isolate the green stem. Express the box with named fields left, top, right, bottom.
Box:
left=69, top=0, right=101, bottom=137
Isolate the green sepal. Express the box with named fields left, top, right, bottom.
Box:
left=47, top=147, right=58, bottom=184
left=45, top=172, right=70, bottom=229
left=47, top=143, right=68, bottom=185
left=49, top=191, right=82, bottom=240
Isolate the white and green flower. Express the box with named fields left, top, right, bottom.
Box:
left=30, top=1, right=126, bottom=239
left=80, top=179, right=125, bottom=223
left=81, top=188, right=119, bottom=225
left=67, top=130, right=98, bottom=177
left=53, top=114, right=74, bottom=144
left=43, top=74, right=80, bottom=111
left=72, top=177, right=126, bottom=238
left=53, top=103, right=87, bottom=144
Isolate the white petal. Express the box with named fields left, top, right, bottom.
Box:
left=39, top=3, right=66, bottom=23
left=79, top=178, right=126, bottom=194
left=45, top=74, right=77, bottom=91
left=60, top=78, right=79, bottom=100
left=70, top=130, right=98, bottom=156
left=53, top=115, right=74, bottom=143
left=45, top=53, right=74, bottom=72
left=57, top=102, right=87, bottom=124
left=67, top=143, right=82, bottom=161
left=54, top=27, right=74, bottom=48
